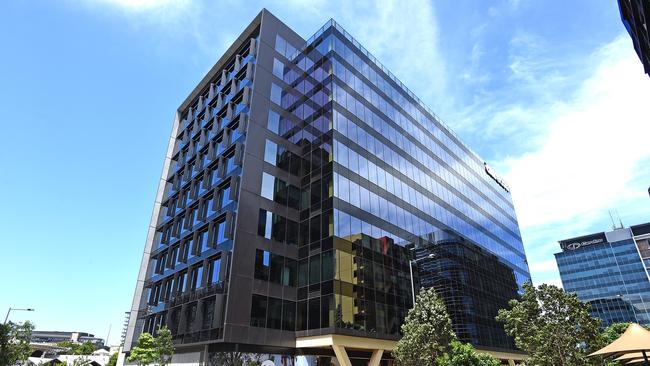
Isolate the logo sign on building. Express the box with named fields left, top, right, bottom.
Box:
left=559, top=233, right=608, bottom=251
left=484, top=162, right=510, bottom=192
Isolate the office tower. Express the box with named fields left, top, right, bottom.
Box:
left=124, top=9, right=530, bottom=366
left=555, top=223, right=650, bottom=327
left=618, top=0, right=650, bottom=76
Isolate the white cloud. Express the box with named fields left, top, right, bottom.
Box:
left=491, top=35, right=650, bottom=285
left=504, top=35, right=650, bottom=229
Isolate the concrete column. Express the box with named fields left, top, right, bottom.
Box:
left=369, top=350, right=383, bottom=366
left=508, top=360, right=515, bottom=366
left=331, top=345, right=351, bottom=366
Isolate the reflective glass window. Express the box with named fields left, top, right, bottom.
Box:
left=264, top=139, right=278, bottom=166
left=282, top=300, right=296, bottom=331
left=267, top=297, right=282, bottom=329
left=273, top=58, right=284, bottom=79
left=209, top=258, right=221, bottom=284
left=213, top=220, right=226, bottom=245
left=220, top=185, right=232, bottom=208
left=254, top=249, right=270, bottom=281
left=261, top=172, right=274, bottom=200
left=322, top=250, right=334, bottom=281
left=250, top=294, right=267, bottom=327
left=308, top=298, right=320, bottom=329
left=191, top=265, right=203, bottom=289
left=284, top=258, right=297, bottom=286
left=267, top=111, right=280, bottom=134
left=271, top=83, right=282, bottom=105
left=198, top=229, right=209, bottom=253
left=309, top=255, right=320, bottom=285
left=270, top=253, right=284, bottom=284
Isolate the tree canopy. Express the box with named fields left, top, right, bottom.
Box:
left=56, top=341, right=95, bottom=356
left=127, top=333, right=157, bottom=366
left=106, top=352, right=118, bottom=366
left=393, top=288, right=456, bottom=366
left=154, top=327, right=174, bottom=366
left=436, top=340, right=501, bottom=366
left=0, top=321, right=34, bottom=366
left=496, top=282, right=601, bottom=366
left=127, top=327, right=175, bottom=366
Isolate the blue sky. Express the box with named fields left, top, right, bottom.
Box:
left=1, top=0, right=649, bottom=345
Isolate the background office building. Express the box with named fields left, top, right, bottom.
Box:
left=124, top=9, right=530, bottom=366
left=31, top=331, right=105, bottom=347
left=618, top=0, right=650, bottom=75
left=555, top=222, right=650, bottom=327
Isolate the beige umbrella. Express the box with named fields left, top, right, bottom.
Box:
left=622, top=359, right=650, bottom=365
left=589, top=323, right=650, bottom=365
left=616, top=353, right=646, bottom=362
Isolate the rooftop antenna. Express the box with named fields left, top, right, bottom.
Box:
left=608, top=210, right=617, bottom=230
left=105, top=324, right=111, bottom=348
left=615, top=209, right=624, bottom=229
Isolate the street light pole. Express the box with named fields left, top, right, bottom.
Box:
left=409, top=253, right=435, bottom=305
left=409, top=260, right=415, bottom=306
left=4, top=308, right=35, bottom=324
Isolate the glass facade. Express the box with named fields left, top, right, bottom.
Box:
left=555, top=228, right=650, bottom=327
left=255, top=19, right=529, bottom=343
left=413, top=233, right=519, bottom=349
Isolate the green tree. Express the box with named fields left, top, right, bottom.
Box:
left=154, top=327, right=174, bottom=366
left=0, top=321, right=35, bottom=366
left=127, top=333, right=157, bottom=366
left=496, top=282, right=601, bottom=366
left=106, top=352, right=118, bottom=366
left=56, top=341, right=94, bottom=356
left=436, top=341, right=501, bottom=366
left=393, top=288, right=456, bottom=366
left=73, top=342, right=95, bottom=356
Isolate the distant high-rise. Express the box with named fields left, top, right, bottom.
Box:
left=618, top=0, right=650, bottom=75
left=555, top=222, right=650, bottom=327
left=124, top=9, right=530, bottom=366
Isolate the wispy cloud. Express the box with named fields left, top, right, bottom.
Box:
left=83, top=0, right=188, bottom=11
left=277, top=0, right=446, bottom=110
left=74, top=0, right=444, bottom=106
